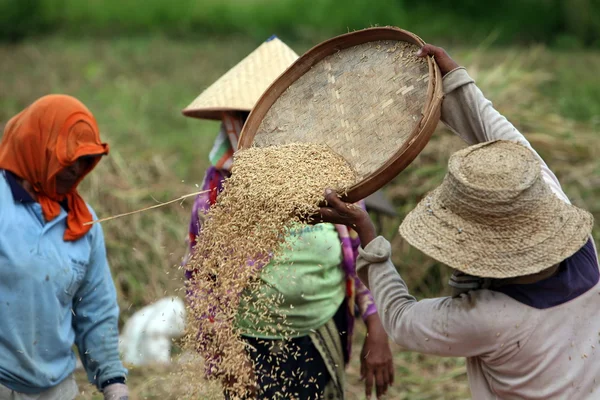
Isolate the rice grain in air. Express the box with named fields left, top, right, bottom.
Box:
left=182, top=143, right=356, bottom=399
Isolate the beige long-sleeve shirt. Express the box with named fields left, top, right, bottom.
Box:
left=358, top=68, right=600, bottom=399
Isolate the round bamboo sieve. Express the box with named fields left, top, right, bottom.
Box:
left=238, top=27, right=444, bottom=203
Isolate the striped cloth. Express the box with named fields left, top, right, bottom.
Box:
left=208, top=113, right=243, bottom=170
left=184, top=112, right=377, bottom=362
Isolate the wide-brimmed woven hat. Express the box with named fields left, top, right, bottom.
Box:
left=182, top=36, right=299, bottom=120
left=399, top=140, right=593, bottom=279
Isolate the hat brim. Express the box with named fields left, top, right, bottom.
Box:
left=399, top=185, right=594, bottom=279
left=181, top=107, right=251, bottom=121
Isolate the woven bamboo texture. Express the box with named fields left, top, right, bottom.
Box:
left=182, top=37, right=299, bottom=120
left=239, top=27, right=443, bottom=202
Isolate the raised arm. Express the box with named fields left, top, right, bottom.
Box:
left=417, top=45, right=569, bottom=203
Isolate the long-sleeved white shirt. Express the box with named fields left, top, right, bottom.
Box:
left=358, top=68, right=600, bottom=399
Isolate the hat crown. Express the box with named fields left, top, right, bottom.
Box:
left=439, top=141, right=548, bottom=220
left=452, top=140, right=539, bottom=191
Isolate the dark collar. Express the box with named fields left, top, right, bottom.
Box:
left=495, top=239, right=599, bottom=309
left=4, top=170, right=35, bottom=203
left=3, top=170, right=69, bottom=210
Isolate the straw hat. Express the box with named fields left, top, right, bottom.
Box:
left=399, top=140, right=593, bottom=279
left=182, top=36, right=299, bottom=120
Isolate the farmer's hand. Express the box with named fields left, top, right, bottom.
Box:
left=103, top=383, right=129, bottom=400
left=416, top=44, right=459, bottom=77
left=317, top=189, right=376, bottom=246
left=362, top=313, right=394, bottom=399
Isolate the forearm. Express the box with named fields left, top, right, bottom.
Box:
left=357, top=237, right=494, bottom=357
left=76, top=224, right=127, bottom=388
left=356, top=238, right=417, bottom=341
left=364, top=311, right=385, bottom=332
left=441, top=67, right=524, bottom=145
left=75, top=304, right=127, bottom=388
left=353, top=212, right=377, bottom=249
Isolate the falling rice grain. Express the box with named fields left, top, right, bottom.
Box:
left=182, top=143, right=356, bottom=398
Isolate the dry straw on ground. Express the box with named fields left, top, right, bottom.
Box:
left=183, top=143, right=356, bottom=398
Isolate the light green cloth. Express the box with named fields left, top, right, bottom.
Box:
left=237, top=223, right=345, bottom=339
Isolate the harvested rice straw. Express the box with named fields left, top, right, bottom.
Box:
left=183, top=143, right=356, bottom=399
left=84, top=189, right=211, bottom=225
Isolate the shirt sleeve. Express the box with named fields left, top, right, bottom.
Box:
left=440, top=67, right=570, bottom=204
left=73, top=218, right=127, bottom=390
left=357, top=236, right=538, bottom=358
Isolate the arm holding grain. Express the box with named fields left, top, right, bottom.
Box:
left=318, top=190, right=535, bottom=359
left=355, top=236, right=536, bottom=357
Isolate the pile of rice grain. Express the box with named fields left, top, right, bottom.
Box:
left=183, top=143, right=356, bottom=398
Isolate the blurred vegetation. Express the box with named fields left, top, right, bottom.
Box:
left=1, top=0, right=600, bottom=47
left=2, top=35, right=600, bottom=318
left=1, top=4, right=600, bottom=396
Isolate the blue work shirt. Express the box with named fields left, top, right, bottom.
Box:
left=0, top=170, right=127, bottom=393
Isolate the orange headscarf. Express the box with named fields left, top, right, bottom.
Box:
left=0, top=95, right=109, bottom=241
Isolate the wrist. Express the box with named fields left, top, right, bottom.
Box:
left=354, top=214, right=376, bottom=247
left=365, top=312, right=385, bottom=334
left=439, top=60, right=459, bottom=77
left=434, top=52, right=459, bottom=76
left=357, top=225, right=376, bottom=248
left=365, top=311, right=380, bottom=327
left=101, top=377, right=126, bottom=390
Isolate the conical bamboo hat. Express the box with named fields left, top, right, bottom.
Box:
left=183, top=36, right=299, bottom=120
